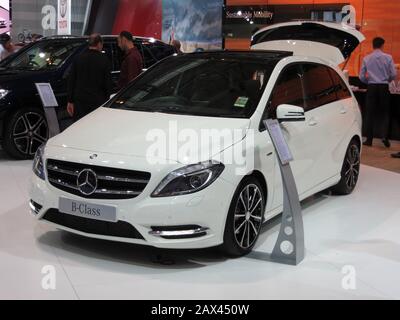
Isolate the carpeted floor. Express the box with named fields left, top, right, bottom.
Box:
left=361, top=139, right=400, bottom=174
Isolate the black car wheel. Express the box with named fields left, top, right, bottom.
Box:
left=331, top=139, right=361, bottom=195
left=3, top=108, right=49, bottom=160
left=221, top=177, right=265, bottom=257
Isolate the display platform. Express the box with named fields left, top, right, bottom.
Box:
left=0, top=149, right=399, bottom=300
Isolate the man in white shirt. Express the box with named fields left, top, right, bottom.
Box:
left=389, top=64, right=400, bottom=95
left=390, top=65, right=400, bottom=158
left=360, top=37, right=397, bottom=148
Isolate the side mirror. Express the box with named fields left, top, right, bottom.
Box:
left=276, top=104, right=305, bottom=123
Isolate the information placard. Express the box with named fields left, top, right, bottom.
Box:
left=35, top=83, right=59, bottom=108
left=35, top=83, right=60, bottom=138
left=264, top=119, right=293, bottom=165
left=250, top=120, right=305, bottom=265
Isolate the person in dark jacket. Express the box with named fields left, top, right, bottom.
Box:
left=117, top=31, right=143, bottom=90
left=67, top=33, right=112, bottom=121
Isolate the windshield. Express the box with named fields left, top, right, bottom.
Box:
left=108, top=55, right=275, bottom=118
left=1, top=40, right=85, bottom=71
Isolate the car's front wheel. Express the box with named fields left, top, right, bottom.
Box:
left=221, top=177, right=265, bottom=257
left=331, top=139, right=361, bottom=195
left=3, top=108, right=49, bottom=160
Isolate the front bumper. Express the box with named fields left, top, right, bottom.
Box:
left=29, top=150, right=236, bottom=249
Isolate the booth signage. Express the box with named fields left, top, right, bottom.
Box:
left=57, top=0, right=71, bottom=35
left=224, top=6, right=274, bottom=24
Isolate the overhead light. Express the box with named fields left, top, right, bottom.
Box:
left=237, top=10, right=242, bottom=16
left=250, top=20, right=254, bottom=24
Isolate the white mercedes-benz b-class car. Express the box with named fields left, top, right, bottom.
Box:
left=30, top=22, right=364, bottom=256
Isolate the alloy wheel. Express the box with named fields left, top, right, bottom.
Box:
left=13, top=112, right=48, bottom=156
left=233, top=184, right=264, bottom=249
left=344, top=144, right=360, bottom=190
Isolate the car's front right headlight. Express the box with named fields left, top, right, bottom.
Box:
left=151, top=160, right=225, bottom=197
left=33, top=144, right=46, bottom=180
left=0, top=89, right=9, bottom=100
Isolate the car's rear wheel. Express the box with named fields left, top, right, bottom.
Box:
left=221, top=177, right=265, bottom=257
left=3, top=108, right=49, bottom=160
left=331, top=139, right=361, bottom=195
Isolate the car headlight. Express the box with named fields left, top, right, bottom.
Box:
left=33, top=144, right=46, bottom=180
left=0, top=89, right=9, bottom=99
left=151, top=160, right=225, bottom=197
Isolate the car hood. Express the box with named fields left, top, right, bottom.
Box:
left=48, top=107, right=251, bottom=164
left=0, top=69, right=53, bottom=89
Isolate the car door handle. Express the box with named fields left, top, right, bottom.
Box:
left=308, top=119, right=318, bottom=126
left=340, top=107, right=347, bottom=114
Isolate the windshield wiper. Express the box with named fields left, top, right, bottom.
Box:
left=115, top=104, right=193, bottom=115
left=112, top=104, right=245, bottom=118
left=10, top=66, right=39, bottom=71
left=151, top=106, right=196, bottom=115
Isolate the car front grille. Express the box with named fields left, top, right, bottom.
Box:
left=46, top=159, right=151, bottom=200
left=43, top=209, right=144, bottom=240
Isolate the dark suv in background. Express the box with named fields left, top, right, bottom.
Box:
left=0, top=35, right=176, bottom=159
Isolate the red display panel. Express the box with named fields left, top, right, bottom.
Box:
left=112, top=0, right=163, bottom=40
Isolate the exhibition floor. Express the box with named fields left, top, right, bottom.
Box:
left=0, top=149, right=400, bottom=300
left=362, top=140, right=400, bottom=174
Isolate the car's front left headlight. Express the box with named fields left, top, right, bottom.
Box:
left=33, top=144, right=46, bottom=180
left=0, top=89, right=9, bottom=100
left=151, top=160, right=225, bottom=198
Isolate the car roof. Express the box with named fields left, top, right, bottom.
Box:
left=40, top=35, right=164, bottom=43
left=183, top=50, right=293, bottom=62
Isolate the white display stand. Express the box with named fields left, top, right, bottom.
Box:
left=250, top=119, right=305, bottom=265
left=35, top=83, right=60, bottom=138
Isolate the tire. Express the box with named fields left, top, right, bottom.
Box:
left=331, top=139, right=361, bottom=195
left=3, top=108, right=49, bottom=160
left=221, top=176, right=265, bottom=257
left=17, top=33, right=25, bottom=43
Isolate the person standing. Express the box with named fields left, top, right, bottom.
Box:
left=360, top=37, right=397, bottom=148
left=172, top=40, right=183, bottom=54
left=117, top=31, right=143, bottom=90
left=0, top=34, right=15, bottom=61
left=67, top=33, right=112, bottom=122
left=390, top=65, right=400, bottom=159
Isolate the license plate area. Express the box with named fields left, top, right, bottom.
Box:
left=59, top=198, right=117, bottom=223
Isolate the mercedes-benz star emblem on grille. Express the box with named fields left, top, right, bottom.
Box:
left=77, top=169, right=98, bottom=196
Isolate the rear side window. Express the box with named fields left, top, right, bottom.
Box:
left=328, top=68, right=352, bottom=100
left=111, top=43, right=123, bottom=71
left=102, top=43, right=113, bottom=66
left=149, top=43, right=173, bottom=60
left=102, top=42, right=123, bottom=72
left=136, top=43, right=157, bottom=68
left=267, top=64, right=306, bottom=118
left=302, top=64, right=337, bottom=110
